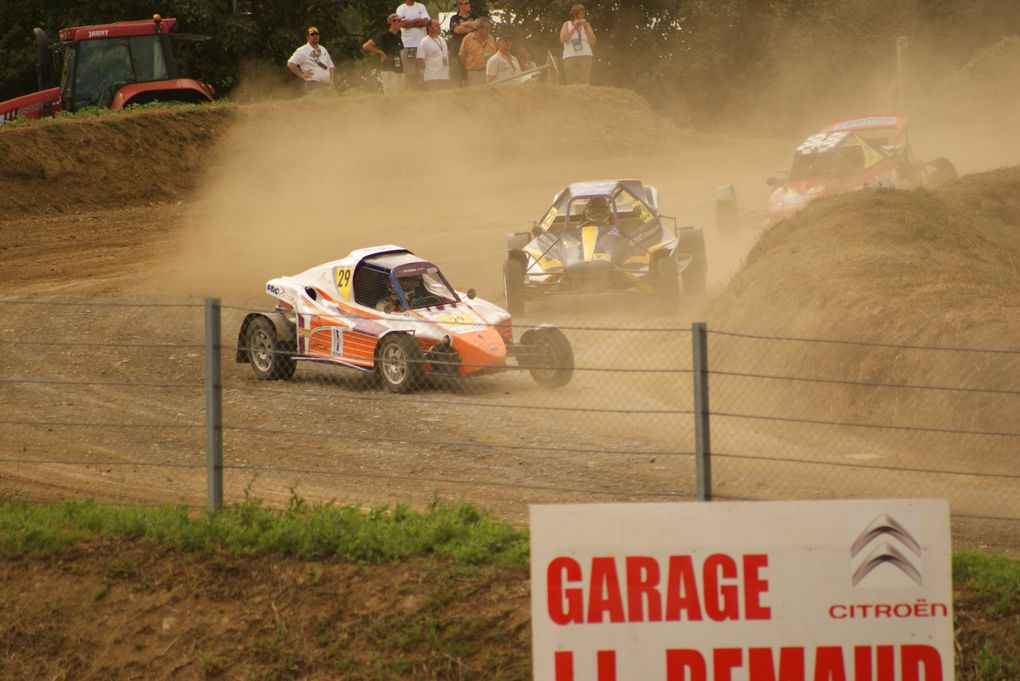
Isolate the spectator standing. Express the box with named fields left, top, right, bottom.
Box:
left=458, top=16, right=495, bottom=87
left=448, top=0, right=479, bottom=85
left=416, top=20, right=451, bottom=91
left=287, top=27, right=335, bottom=92
left=559, top=4, right=597, bottom=85
left=396, top=0, right=430, bottom=90
left=486, top=36, right=521, bottom=84
left=362, top=14, right=405, bottom=95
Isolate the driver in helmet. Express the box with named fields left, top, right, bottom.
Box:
left=399, top=277, right=419, bottom=307
left=376, top=277, right=420, bottom=312
left=582, top=196, right=613, bottom=226
left=376, top=282, right=399, bottom=311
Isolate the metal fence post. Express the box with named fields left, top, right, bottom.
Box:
left=204, top=298, right=224, bottom=512
left=692, top=322, right=712, bottom=501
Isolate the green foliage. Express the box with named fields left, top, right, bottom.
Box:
left=0, top=492, right=528, bottom=566
left=954, top=550, right=1020, bottom=681
left=3, top=1, right=1019, bottom=130
left=954, top=550, right=1020, bottom=618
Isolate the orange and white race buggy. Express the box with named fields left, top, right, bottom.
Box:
left=236, top=246, right=574, bottom=392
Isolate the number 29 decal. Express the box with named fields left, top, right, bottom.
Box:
left=335, top=268, right=353, bottom=300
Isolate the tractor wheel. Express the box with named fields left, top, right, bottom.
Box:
left=519, top=327, right=574, bottom=389
left=377, top=333, right=425, bottom=393
left=654, top=255, right=680, bottom=307
left=246, top=317, right=297, bottom=380
left=503, top=258, right=526, bottom=317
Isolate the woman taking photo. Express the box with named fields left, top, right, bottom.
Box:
left=559, top=4, right=597, bottom=85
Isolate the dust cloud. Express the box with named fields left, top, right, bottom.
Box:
left=162, top=35, right=1020, bottom=326
left=160, top=83, right=790, bottom=316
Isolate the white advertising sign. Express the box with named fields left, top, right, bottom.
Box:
left=530, top=500, right=952, bottom=681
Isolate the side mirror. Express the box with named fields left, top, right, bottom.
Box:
left=531, top=225, right=543, bottom=237
left=466, top=288, right=477, bottom=300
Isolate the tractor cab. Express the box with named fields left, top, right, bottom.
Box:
left=52, top=16, right=214, bottom=111
left=0, top=15, right=213, bottom=124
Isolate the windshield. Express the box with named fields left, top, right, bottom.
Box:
left=394, top=264, right=459, bottom=309
left=789, top=130, right=893, bottom=182
left=566, top=195, right=617, bottom=228
left=73, top=35, right=169, bottom=108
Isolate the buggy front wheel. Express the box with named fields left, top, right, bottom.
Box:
left=377, top=333, right=425, bottom=393
left=246, top=317, right=296, bottom=380
left=519, top=327, right=573, bottom=388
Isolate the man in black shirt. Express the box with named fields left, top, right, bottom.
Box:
left=448, top=0, right=479, bottom=85
left=362, top=14, right=405, bottom=94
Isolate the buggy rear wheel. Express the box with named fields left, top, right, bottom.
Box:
left=377, top=333, right=425, bottom=393
left=519, top=327, right=573, bottom=389
left=654, top=254, right=680, bottom=306
left=926, top=157, right=958, bottom=187
left=246, top=317, right=296, bottom=380
left=682, top=257, right=707, bottom=295
left=504, top=258, right=526, bottom=316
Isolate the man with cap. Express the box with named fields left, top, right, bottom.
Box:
left=485, top=35, right=522, bottom=84
left=395, top=0, right=430, bottom=90
left=448, top=0, right=479, bottom=85
left=287, top=27, right=335, bottom=91
left=362, top=14, right=405, bottom=95
left=416, top=20, right=451, bottom=91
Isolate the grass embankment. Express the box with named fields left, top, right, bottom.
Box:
left=0, top=492, right=527, bottom=566
left=0, top=496, right=1017, bottom=679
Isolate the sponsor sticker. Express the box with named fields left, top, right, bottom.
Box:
left=833, top=116, right=898, bottom=131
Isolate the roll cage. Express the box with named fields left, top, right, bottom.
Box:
left=353, top=258, right=460, bottom=311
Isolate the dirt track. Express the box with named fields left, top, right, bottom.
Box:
left=2, top=87, right=1019, bottom=554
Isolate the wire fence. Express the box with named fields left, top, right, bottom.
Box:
left=1, top=297, right=1017, bottom=551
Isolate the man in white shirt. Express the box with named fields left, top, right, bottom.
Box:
left=416, top=20, right=451, bottom=91
left=286, top=27, right=335, bottom=91
left=396, top=0, right=430, bottom=90
left=485, top=36, right=521, bottom=84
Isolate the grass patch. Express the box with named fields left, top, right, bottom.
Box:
left=3, top=99, right=234, bottom=129
left=954, top=550, right=1020, bottom=680
left=0, top=490, right=528, bottom=567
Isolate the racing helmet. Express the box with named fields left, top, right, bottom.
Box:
left=584, top=196, right=612, bottom=224
left=399, top=277, right=418, bottom=300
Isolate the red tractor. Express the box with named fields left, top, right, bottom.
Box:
left=0, top=14, right=214, bottom=125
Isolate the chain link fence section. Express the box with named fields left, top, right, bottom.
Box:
left=0, top=299, right=208, bottom=506
left=704, top=328, right=1020, bottom=531
left=4, top=297, right=1019, bottom=552
left=221, top=301, right=698, bottom=517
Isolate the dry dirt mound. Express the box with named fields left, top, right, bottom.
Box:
left=0, top=106, right=234, bottom=217
left=709, top=168, right=1020, bottom=343
left=0, top=85, right=678, bottom=219
left=706, top=167, right=1020, bottom=428
left=0, top=540, right=530, bottom=680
